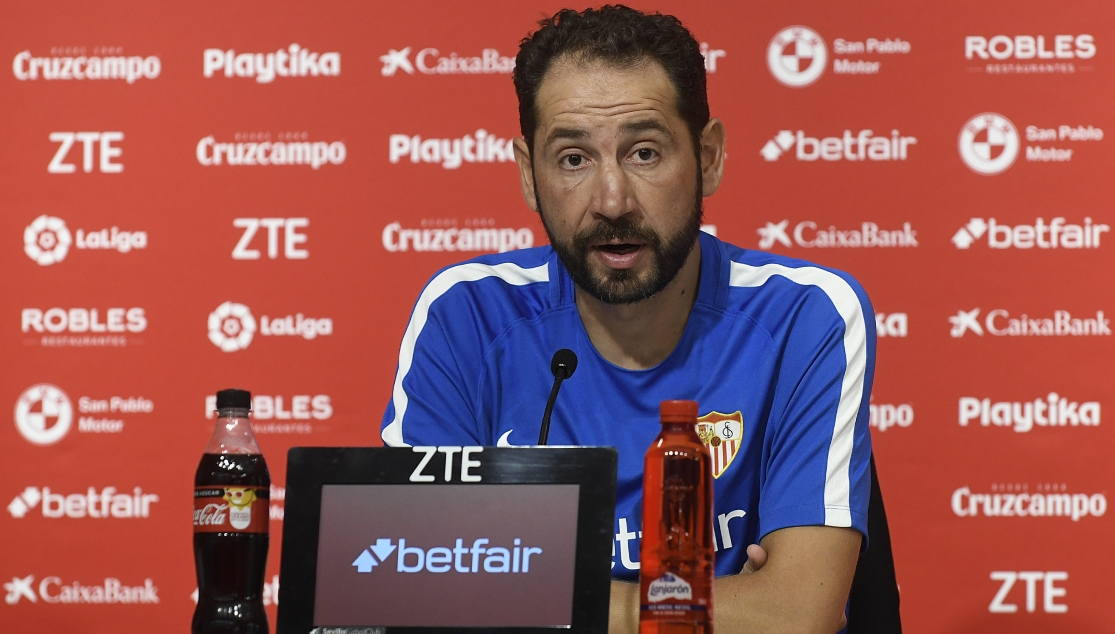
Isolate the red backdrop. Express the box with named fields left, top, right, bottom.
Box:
left=2, top=1, right=1112, bottom=631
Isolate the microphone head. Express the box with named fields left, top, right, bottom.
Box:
left=551, top=348, right=578, bottom=380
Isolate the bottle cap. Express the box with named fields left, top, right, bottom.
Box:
left=660, top=399, right=698, bottom=422
left=216, top=388, right=252, bottom=410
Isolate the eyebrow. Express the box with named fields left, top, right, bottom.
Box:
left=543, top=119, right=673, bottom=147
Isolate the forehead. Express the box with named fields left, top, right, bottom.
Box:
left=533, top=56, right=682, bottom=141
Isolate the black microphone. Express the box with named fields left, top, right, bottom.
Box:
left=538, top=349, right=578, bottom=445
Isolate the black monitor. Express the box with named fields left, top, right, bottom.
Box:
left=277, top=446, right=617, bottom=634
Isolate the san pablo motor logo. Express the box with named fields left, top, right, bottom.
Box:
left=768, top=26, right=827, bottom=87
left=696, top=411, right=743, bottom=479
left=14, top=384, right=73, bottom=446
left=959, top=113, right=1019, bottom=175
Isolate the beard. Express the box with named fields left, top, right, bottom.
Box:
left=538, top=176, right=704, bottom=305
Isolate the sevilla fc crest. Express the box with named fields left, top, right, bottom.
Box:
left=696, top=411, right=744, bottom=479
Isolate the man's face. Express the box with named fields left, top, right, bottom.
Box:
left=520, top=57, right=703, bottom=305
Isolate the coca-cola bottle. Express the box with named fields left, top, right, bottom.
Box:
left=639, top=400, right=714, bottom=633
left=193, top=388, right=270, bottom=634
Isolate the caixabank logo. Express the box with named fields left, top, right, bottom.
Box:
left=756, top=219, right=918, bottom=248
left=208, top=302, right=332, bottom=352
left=959, top=112, right=1103, bottom=174
left=949, top=308, right=1110, bottom=338
left=767, top=26, right=911, bottom=87
left=24, top=215, right=147, bottom=265
left=4, top=574, right=158, bottom=605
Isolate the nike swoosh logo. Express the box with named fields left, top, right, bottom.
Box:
left=497, top=429, right=523, bottom=447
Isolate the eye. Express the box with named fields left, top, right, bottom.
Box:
left=634, top=148, right=657, bottom=162
left=560, top=154, right=585, bottom=169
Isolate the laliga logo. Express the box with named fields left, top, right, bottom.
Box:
left=14, top=384, right=73, bottom=446
left=24, top=215, right=72, bottom=265
left=207, top=302, right=256, bottom=352
left=959, top=113, right=1020, bottom=175
left=768, top=26, right=827, bottom=87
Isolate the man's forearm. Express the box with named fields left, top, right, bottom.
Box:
left=608, top=527, right=860, bottom=634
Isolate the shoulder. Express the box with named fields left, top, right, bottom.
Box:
left=409, top=246, right=556, bottom=334
left=714, top=238, right=873, bottom=337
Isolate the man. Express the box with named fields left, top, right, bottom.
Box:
left=382, top=6, right=874, bottom=632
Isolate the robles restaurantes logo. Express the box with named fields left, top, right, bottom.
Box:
left=205, top=394, right=331, bottom=436
left=22, top=307, right=147, bottom=348
left=24, top=215, right=147, bottom=265
left=3, top=574, right=158, bottom=605
left=7, top=485, right=159, bottom=519
left=13, top=48, right=160, bottom=82
left=959, top=113, right=1102, bottom=174
left=389, top=130, right=515, bottom=169
left=949, top=308, right=1110, bottom=338
left=208, top=302, right=333, bottom=352
left=203, top=44, right=339, bottom=82
left=965, top=34, right=1095, bottom=74
left=351, top=537, right=543, bottom=574
left=952, top=217, right=1108, bottom=249
left=760, top=129, right=916, bottom=162
left=757, top=219, right=917, bottom=249
left=767, top=26, right=910, bottom=86
left=959, top=394, right=1099, bottom=432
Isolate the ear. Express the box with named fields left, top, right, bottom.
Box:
left=513, top=137, right=539, bottom=213
left=699, top=118, right=726, bottom=197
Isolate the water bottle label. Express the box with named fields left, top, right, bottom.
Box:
left=647, top=572, right=693, bottom=602
left=193, top=486, right=269, bottom=533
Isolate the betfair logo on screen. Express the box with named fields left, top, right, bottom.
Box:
left=352, top=538, right=543, bottom=574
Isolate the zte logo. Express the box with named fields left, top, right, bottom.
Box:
left=233, top=218, right=308, bottom=259
left=48, top=132, right=123, bottom=173
left=352, top=538, right=542, bottom=574
left=990, top=571, right=1068, bottom=614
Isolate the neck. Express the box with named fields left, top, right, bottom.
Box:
left=575, top=240, right=702, bottom=370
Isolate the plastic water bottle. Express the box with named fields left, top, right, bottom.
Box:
left=639, top=400, right=714, bottom=633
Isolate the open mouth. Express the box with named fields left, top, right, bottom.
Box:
left=596, top=243, right=642, bottom=255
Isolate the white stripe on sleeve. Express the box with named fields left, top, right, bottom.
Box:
left=381, top=262, right=550, bottom=447
left=729, top=261, right=868, bottom=527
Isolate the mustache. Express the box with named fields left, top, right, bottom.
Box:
left=571, top=219, right=661, bottom=250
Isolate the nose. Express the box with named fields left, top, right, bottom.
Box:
left=589, top=157, right=637, bottom=222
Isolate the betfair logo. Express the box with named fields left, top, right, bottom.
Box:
left=352, top=538, right=542, bottom=574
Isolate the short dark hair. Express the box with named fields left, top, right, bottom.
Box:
left=513, top=5, right=709, bottom=153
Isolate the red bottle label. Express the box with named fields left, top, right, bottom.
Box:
left=193, top=486, right=269, bottom=533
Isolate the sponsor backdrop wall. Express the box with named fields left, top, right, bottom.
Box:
left=2, top=0, right=1112, bottom=631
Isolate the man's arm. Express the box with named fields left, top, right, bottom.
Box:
left=609, top=526, right=859, bottom=634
